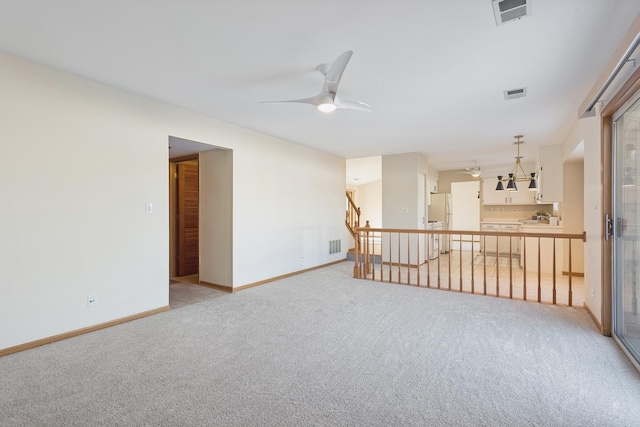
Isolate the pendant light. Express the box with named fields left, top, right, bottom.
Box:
left=495, top=135, right=537, bottom=192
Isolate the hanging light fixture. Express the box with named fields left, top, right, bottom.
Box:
left=495, top=135, right=537, bottom=192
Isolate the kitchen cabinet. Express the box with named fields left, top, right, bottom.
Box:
left=521, top=225, right=563, bottom=273
left=483, top=178, right=506, bottom=205
left=509, top=188, right=538, bottom=205
left=483, top=177, right=537, bottom=205
left=537, top=145, right=563, bottom=203
left=481, top=222, right=521, bottom=255
left=481, top=223, right=500, bottom=253
left=500, top=224, right=521, bottom=255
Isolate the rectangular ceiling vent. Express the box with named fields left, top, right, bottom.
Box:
left=493, top=0, right=531, bottom=26
left=504, top=87, right=527, bottom=100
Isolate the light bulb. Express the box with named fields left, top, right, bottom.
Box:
left=317, top=103, right=336, bottom=113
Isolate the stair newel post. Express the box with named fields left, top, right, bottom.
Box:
left=364, top=220, right=371, bottom=275
left=353, top=228, right=361, bottom=278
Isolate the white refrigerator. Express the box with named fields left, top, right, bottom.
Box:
left=428, top=193, right=452, bottom=253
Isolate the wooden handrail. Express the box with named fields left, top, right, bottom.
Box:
left=356, top=227, right=585, bottom=241
left=345, top=192, right=361, bottom=240
left=346, top=191, right=359, bottom=213
left=353, top=226, right=587, bottom=308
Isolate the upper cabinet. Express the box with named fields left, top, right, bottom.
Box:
left=537, top=145, right=563, bottom=203
left=483, top=177, right=537, bottom=204
left=483, top=177, right=508, bottom=204
left=509, top=186, right=539, bottom=205
left=482, top=161, right=538, bottom=205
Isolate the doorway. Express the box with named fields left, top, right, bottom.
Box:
left=170, top=157, right=199, bottom=281
left=168, top=136, right=234, bottom=291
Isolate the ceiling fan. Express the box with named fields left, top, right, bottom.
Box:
left=261, top=50, right=372, bottom=113
left=458, top=161, right=482, bottom=177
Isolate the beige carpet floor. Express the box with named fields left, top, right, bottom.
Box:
left=2, top=261, right=639, bottom=426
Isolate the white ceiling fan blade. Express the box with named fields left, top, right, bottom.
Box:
left=260, top=92, right=327, bottom=107
left=336, top=99, right=372, bottom=112
left=326, top=50, right=353, bottom=94
left=260, top=51, right=370, bottom=113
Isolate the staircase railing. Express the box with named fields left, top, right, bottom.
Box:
left=353, top=226, right=586, bottom=307
left=345, top=192, right=361, bottom=239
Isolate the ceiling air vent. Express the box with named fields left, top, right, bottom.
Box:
left=504, top=87, right=527, bottom=100
left=492, top=0, right=531, bottom=26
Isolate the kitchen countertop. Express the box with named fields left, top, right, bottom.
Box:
left=481, top=220, right=521, bottom=225
left=520, top=224, right=563, bottom=230
left=481, top=219, right=563, bottom=229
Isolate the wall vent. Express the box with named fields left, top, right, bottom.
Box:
left=329, top=240, right=341, bottom=255
left=492, top=0, right=531, bottom=26
left=504, top=87, right=527, bottom=100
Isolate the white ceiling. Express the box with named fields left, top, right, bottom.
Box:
left=1, top=1, right=639, bottom=171
left=346, top=156, right=382, bottom=186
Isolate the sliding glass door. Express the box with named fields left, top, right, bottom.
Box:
left=613, top=91, right=640, bottom=365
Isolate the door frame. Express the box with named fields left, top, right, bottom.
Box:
left=169, top=154, right=199, bottom=278
left=601, top=65, right=640, bottom=336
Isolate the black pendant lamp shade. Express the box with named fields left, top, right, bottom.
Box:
left=494, top=135, right=538, bottom=192
left=528, top=172, right=537, bottom=190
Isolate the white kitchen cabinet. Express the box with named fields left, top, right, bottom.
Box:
left=483, top=178, right=509, bottom=204
left=521, top=226, right=563, bottom=273
left=481, top=223, right=521, bottom=255
left=537, top=145, right=563, bottom=203
left=508, top=188, right=538, bottom=205
left=483, top=177, right=537, bottom=205
left=500, top=224, right=521, bottom=255
left=481, top=223, right=500, bottom=253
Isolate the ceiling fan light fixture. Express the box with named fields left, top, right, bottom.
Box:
left=317, top=103, right=337, bottom=113
left=261, top=51, right=371, bottom=114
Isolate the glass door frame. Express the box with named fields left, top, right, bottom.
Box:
left=611, top=90, right=640, bottom=369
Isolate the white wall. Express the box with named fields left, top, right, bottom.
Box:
left=355, top=180, right=382, bottom=228
left=0, top=53, right=345, bottom=350
left=232, top=139, right=346, bottom=283
left=382, top=154, right=419, bottom=229
left=382, top=153, right=429, bottom=228
left=200, top=149, right=233, bottom=288
left=381, top=153, right=429, bottom=264
left=562, top=111, right=601, bottom=322
left=562, top=161, right=585, bottom=274
left=437, top=170, right=481, bottom=195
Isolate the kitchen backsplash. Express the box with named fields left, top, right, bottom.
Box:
left=482, top=203, right=557, bottom=220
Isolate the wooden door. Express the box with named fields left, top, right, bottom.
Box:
left=177, top=162, right=199, bottom=276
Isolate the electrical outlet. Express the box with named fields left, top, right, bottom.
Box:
left=591, top=289, right=595, bottom=298
left=87, top=295, right=97, bottom=308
